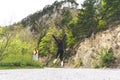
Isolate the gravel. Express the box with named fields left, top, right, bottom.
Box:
left=0, top=68, right=119, bottom=80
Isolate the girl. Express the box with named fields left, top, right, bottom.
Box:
left=52, top=34, right=66, bottom=67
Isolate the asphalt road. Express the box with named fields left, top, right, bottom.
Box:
left=0, top=68, right=119, bottom=80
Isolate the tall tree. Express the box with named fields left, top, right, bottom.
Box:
left=101, top=0, right=120, bottom=22
left=77, top=0, right=97, bottom=38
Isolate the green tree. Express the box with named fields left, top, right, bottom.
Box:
left=61, top=9, right=73, bottom=27
left=101, top=0, right=120, bottom=22
left=77, top=0, right=97, bottom=38
left=66, top=31, right=75, bottom=47
left=38, top=26, right=58, bottom=56
left=0, top=26, right=41, bottom=67
left=0, top=27, right=12, bottom=60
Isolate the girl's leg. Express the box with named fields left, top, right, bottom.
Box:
left=53, top=50, right=59, bottom=64
left=55, top=49, right=59, bottom=59
left=60, top=50, right=64, bottom=66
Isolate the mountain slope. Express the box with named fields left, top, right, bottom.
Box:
left=20, top=0, right=78, bottom=33
left=66, top=24, right=120, bottom=68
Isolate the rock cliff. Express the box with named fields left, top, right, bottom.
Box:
left=72, top=24, right=120, bottom=68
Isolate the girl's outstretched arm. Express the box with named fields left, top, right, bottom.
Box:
left=52, top=34, right=58, bottom=43
left=62, top=34, right=66, bottom=41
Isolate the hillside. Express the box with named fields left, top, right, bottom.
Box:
left=20, top=0, right=78, bottom=33
left=0, top=0, right=120, bottom=68
left=66, top=24, right=120, bottom=68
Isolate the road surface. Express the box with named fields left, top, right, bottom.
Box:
left=0, top=68, right=119, bottom=80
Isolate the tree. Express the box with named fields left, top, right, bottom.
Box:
left=0, top=27, right=12, bottom=60
left=77, top=0, right=97, bottom=38
left=38, top=26, right=57, bottom=56
left=61, top=9, right=73, bottom=27
left=0, top=25, right=40, bottom=66
left=101, top=0, right=120, bottom=22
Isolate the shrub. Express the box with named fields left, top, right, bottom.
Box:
left=98, top=47, right=116, bottom=67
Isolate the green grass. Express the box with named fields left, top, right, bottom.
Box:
left=0, top=65, right=44, bottom=70
left=0, top=61, right=44, bottom=69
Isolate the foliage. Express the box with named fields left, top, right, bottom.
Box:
left=97, top=20, right=107, bottom=30
left=66, top=31, right=75, bottom=47
left=0, top=27, right=3, bottom=35
left=0, top=26, right=42, bottom=67
left=38, top=26, right=57, bottom=56
left=101, top=0, right=120, bottom=22
left=97, top=47, right=116, bottom=67
left=61, top=9, right=73, bottom=27
left=76, top=0, right=97, bottom=39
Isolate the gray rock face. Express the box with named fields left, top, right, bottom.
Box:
left=74, top=25, right=120, bottom=68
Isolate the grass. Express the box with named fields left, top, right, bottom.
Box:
left=0, top=59, right=44, bottom=70
left=0, top=65, right=44, bottom=70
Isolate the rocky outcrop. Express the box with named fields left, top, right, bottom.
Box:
left=73, top=24, right=120, bottom=68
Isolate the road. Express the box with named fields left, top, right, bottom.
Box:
left=0, top=68, right=119, bottom=80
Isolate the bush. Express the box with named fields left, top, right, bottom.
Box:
left=97, top=20, right=107, bottom=30
left=98, top=47, right=116, bottom=67
left=102, top=52, right=115, bottom=67
left=0, top=53, right=42, bottom=68
left=66, top=31, right=75, bottom=47
left=0, top=37, right=42, bottom=68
